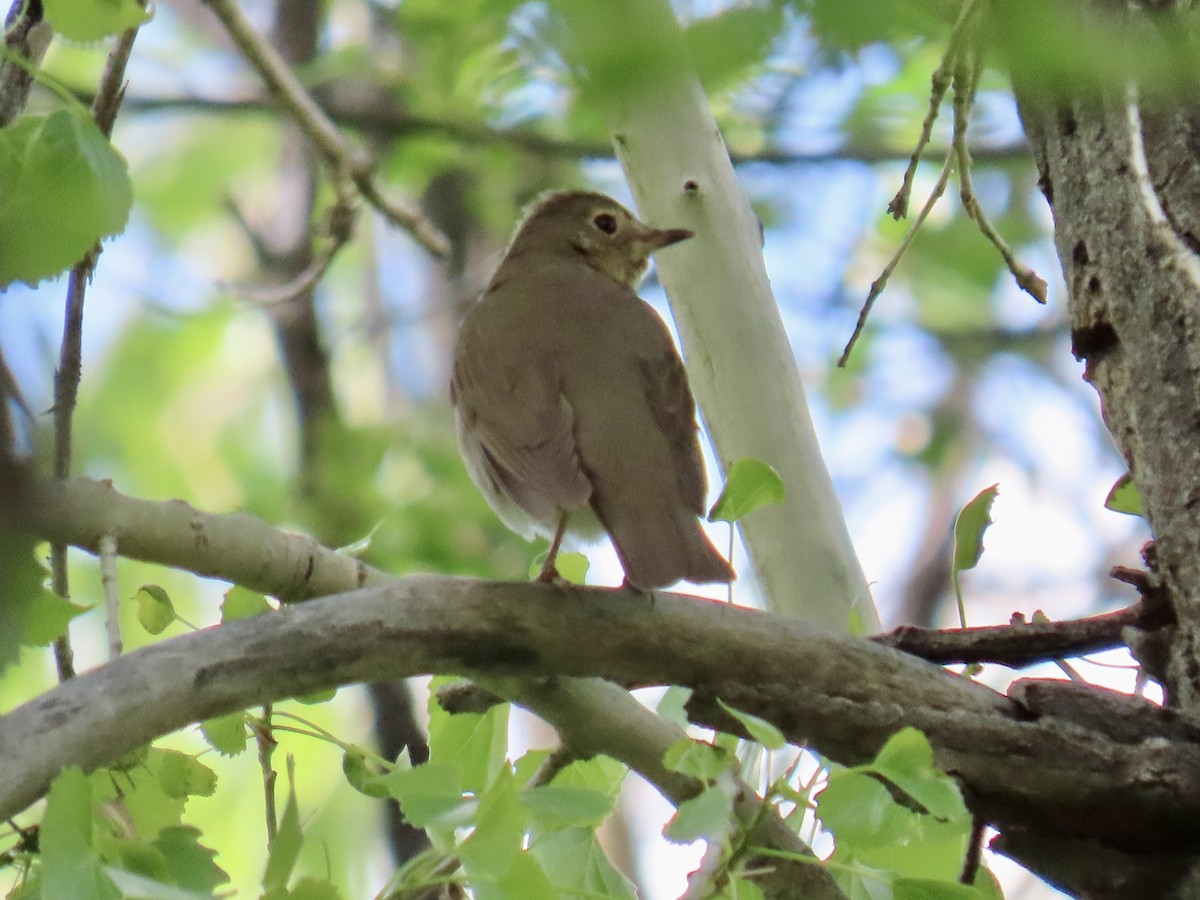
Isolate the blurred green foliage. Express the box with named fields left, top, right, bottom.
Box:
left=1, top=0, right=1161, bottom=894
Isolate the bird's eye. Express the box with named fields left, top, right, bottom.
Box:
left=592, top=213, right=618, bottom=235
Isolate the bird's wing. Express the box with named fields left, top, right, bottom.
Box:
left=636, top=345, right=708, bottom=516
left=566, top=285, right=732, bottom=587
left=451, top=323, right=592, bottom=514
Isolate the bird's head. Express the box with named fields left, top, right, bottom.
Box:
left=508, top=190, right=693, bottom=288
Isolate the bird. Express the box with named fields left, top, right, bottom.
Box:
left=450, top=190, right=735, bottom=590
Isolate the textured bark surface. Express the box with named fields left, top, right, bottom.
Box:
left=1009, top=2, right=1200, bottom=894
left=1016, top=57, right=1200, bottom=713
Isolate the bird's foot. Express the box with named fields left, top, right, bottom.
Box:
left=621, top=578, right=656, bottom=606
left=534, top=564, right=570, bottom=588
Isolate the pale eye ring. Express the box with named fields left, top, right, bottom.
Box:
left=592, top=213, right=618, bottom=235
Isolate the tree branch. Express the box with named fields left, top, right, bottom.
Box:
left=197, top=0, right=449, bottom=258
left=1011, top=0, right=1200, bottom=712
left=875, top=589, right=1173, bottom=667
left=105, top=91, right=1031, bottom=168
left=0, top=0, right=51, bottom=126
left=559, top=0, right=877, bottom=630
left=8, top=475, right=1200, bottom=896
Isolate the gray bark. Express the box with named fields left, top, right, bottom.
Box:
left=1012, top=7, right=1200, bottom=711
left=7, top=476, right=1200, bottom=896
left=1008, top=1, right=1200, bottom=893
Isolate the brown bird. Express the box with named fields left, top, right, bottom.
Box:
left=451, top=190, right=735, bottom=590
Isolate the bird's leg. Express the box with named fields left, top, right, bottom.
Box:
left=536, top=511, right=571, bottom=583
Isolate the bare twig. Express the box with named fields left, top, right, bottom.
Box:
left=251, top=705, right=279, bottom=847
left=959, top=816, right=986, bottom=885
left=99, top=533, right=120, bottom=659
left=951, top=49, right=1047, bottom=303
left=198, top=0, right=449, bottom=258
left=527, top=745, right=576, bottom=788
left=873, top=594, right=1173, bottom=668
left=49, top=23, right=142, bottom=681
left=223, top=189, right=357, bottom=306
left=0, top=347, right=33, bottom=460
left=0, top=0, right=52, bottom=126
left=106, top=90, right=1033, bottom=168
left=888, top=0, right=981, bottom=219
left=838, top=153, right=955, bottom=367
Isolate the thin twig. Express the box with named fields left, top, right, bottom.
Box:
left=527, top=745, right=576, bottom=787
left=106, top=91, right=1033, bottom=167
left=49, top=256, right=88, bottom=681
left=253, top=704, right=279, bottom=847
left=959, top=816, right=986, bottom=885
left=0, top=347, right=32, bottom=460
left=838, top=153, right=955, bottom=367
left=223, top=188, right=356, bottom=306
left=873, top=593, right=1173, bottom=668
left=0, top=0, right=52, bottom=127
left=888, top=0, right=980, bottom=219
left=48, top=24, right=142, bottom=682
left=198, top=0, right=449, bottom=259
left=99, top=533, right=121, bottom=659
left=951, top=47, right=1047, bottom=303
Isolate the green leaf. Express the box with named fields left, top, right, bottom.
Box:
left=384, top=759, right=472, bottom=829
left=717, top=699, right=786, bottom=750
left=1104, top=472, right=1144, bottom=517
left=42, top=0, right=150, bottom=41
left=893, top=879, right=991, bottom=900
left=42, top=767, right=121, bottom=900
left=0, top=109, right=132, bottom=287
left=106, top=835, right=171, bottom=882
left=135, top=584, right=176, bottom=635
left=726, top=875, right=767, bottom=900
left=531, top=828, right=637, bottom=900
left=295, top=687, right=338, bottom=705
left=221, top=585, right=273, bottom=621
left=102, top=866, right=212, bottom=900
left=708, top=457, right=786, bottom=523
left=200, top=712, right=248, bottom=756
left=335, top=521, right=383, bottom=557
left=871, top=729, right=968, bottom=823
left=663, top=782, right=734, bottom=844
left=819, top=730, right=976, bottom=885
left=684, top=6, right=784, bottom=92
left=458, top=769, right=526, bottom=880
left=0, top=530, right=45, bottom=671
left=428, top=681, right=509, bottom=794
left=279, top=876, right=344, bottom=900
left=655, top=686, right=693, bottom=727
left=551, top=755, right=629, bottom=799
left=520, top=785, right=614, bottom=829
left=91, top=761, right=186, bottom=841
left=817, top=770, right=908, bottom=847
left=151, top=827, right=229, bottom=894
left=147, top=749, right=217, bottom=800
left=528, top=550, right=590, bottom=584
left=951, top=484, right=999, bottom=574
left=21, top=589, right=89, bottom=646
left=262, top=772, right=304, bottom=892
left=343, top=748, right=389, bottom=799
left=488, top=850, right=558, bottom=900
left=662, top=738, right=732, bottom=781
left=513, top=749, right=553, bottom=788
left=950, top=483, right=999, bottom=627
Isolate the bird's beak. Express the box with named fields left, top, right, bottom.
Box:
left=645, top=227, right=694, bottom=250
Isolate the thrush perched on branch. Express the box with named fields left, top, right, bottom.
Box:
left=451, top=190, right=735, bottom=590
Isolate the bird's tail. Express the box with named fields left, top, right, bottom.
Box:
left=601, top=503, right=735, bottom=590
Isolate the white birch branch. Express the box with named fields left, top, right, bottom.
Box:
left=559, top=0, right=878, bottom=631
